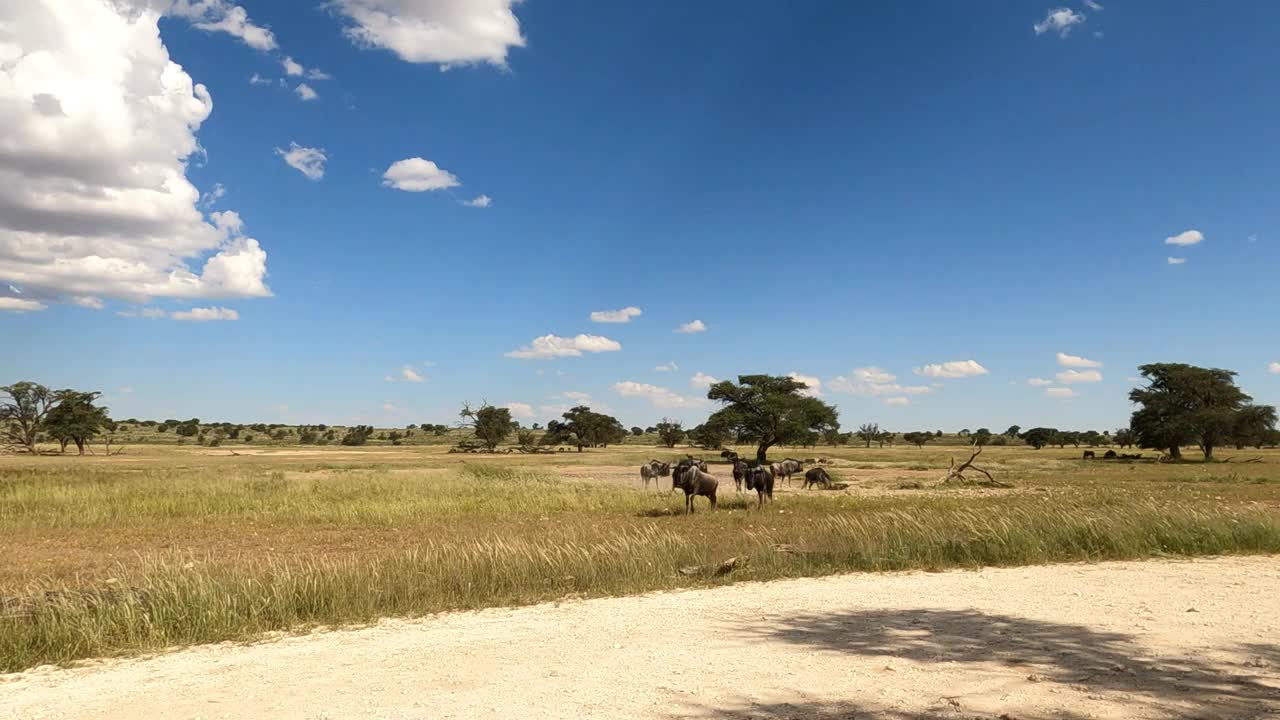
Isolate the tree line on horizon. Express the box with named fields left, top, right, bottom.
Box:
left=4, top=363, right=1277, bottom=461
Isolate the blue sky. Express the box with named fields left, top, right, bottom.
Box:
left=2, top=0, right=1278, bottom=430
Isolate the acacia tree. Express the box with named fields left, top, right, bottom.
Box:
left=1129, top=363, right=1273, bottom=460
left=705, top=375, right=838, bottom=464
left=1, top=381, right=55, bottom=453
left=460, top=402, right=512, bottom=451
left=1019, top=427, right=1057, bottom=450
left=972, top=428, right=993, bottom=446
left=542, top=406, right=625, bottom=451
left=655, top=418, right=685, bottom=448
left=44, top=390, right=110, bottom=455
left=856, top=423, right=879, bottom=448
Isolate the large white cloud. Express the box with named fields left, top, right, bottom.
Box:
left=330, top=0, right=526, bottom=68
left=382, top=157, right=460, bottom=192
left=612, top=381, right=704, bottom=409
left=505, top=333, right=622, bottom=359
left=830, top=367, right=931, bottom=396
left=913, top=360, right=988, bottom=379
left=1056, top=352, right=1102, bottom=368
left=0, top=1, right=271, bottom=306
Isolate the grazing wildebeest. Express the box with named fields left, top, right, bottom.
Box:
left=745, top=465, right=774, bottom=508
left=720, top=450, right=739, bottom=463
left=803, top=467, right=832, bottom=490
left=672, top=463, right=718, bottom=513
left=1082, top=450, right=1096, bottom=460
left=771, top=458, right=803, bottom=486
left=1103, top=450, right=1118, bottom=460
left=639, top=460, right=670, bottom=491
left=731, top=458, right=747, bottom=493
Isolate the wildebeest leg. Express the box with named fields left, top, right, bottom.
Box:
left=709, top=491, right=717, bottom=510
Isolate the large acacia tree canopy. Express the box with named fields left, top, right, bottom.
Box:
left=706, top=374, right=839, bottom=463
left=1128, top=363, right=1275, bottom=460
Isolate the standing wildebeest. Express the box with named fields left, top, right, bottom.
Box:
left=745, top=465, right=775, bottom=508
left=731, top=458, right=747, bottom=492
left=1082, top=450, right=1096, bottom=460
left=672, top=462, right=718, bottom=513
left=640, top=460, right=670, bottom=491
left=803, top=467, right=832, bottom=490
left=771, top=458, right=803, bottom=486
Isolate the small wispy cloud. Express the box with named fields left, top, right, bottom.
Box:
left=275, top=142, right=327, bottom=180
left=1056, top=369, right=1103, bottom=384
left=1034, top=8, right=1085, bottom=37
left=689, top=372, right=719, bottom=389
left=294, top=83, right=319, bottom=101
left=400, top=366, right=424, bottom=383
left=504, top=402, right=534, bottom=418
left=590, top=306, right=642, bottom=324
left=654, top=361, right=678, bottom=372
left=1057, top=352, right=1102, bottom=368
left=885, top=396, right=911, bottom=407
left=463, top=195, right=492, bottom=208
left=171, top=306, right=238, bottom=322
left=505, top=334, right=622, bottom=359
left=914, top=360, right=988, bottom=379
left=1027, top=378, right=1055, bottom=386
left=1268, top=362, right=1280, bottom=375
left=675, top=320, right=707, bottom=334
left=1084, top=0, right=1103, bottom=10
left=1045, top=387, right=1077, bottom=399
left=1167, top=257, right=1187, bottom=265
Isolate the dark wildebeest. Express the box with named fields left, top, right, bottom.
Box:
left=803, top=466, right=832, bottom=490
left=672, top=462, right=718, bottom=513
left=1082, top=450, right=1096, bottom=460
left=771, top=458, right=803, bottom=486
left=745, top=465, right=775, bottom=509
left=1103, top=450, right=1118, bottom=460
left=720, top=450, right=739, bottom=463
left=639, top=460, right=670, bottom=491
left=731, top=458, right=747, bottom=492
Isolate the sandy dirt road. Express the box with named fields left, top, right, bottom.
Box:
left=3, top=557, right=1278, bottom=720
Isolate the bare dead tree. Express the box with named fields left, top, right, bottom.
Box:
left=940, top=443, right=1011, bottom=487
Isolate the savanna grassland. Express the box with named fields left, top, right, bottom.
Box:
left=3, top=440, right=1280, bottom=672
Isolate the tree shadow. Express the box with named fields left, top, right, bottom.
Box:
left=672, top=696, right=1095, bottom=720
left=737, top=609, right=1279, bottom=719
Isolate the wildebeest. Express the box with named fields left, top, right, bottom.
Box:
left=1103, top=450, right=1118, bottom=460
left=672, top=462, right=718, bottom=513
left=1082, top=450, right=1096, bottom=460
left=803, top=467, right=832, bottom=490
left=745, top=465, right=774, bottom=508
left=639, top=460, right=670, bottom=491
left=720, top=450, right=739, bottom=463
left=731, top=458, right=747, bottom=492
left=770, top=458, right=803, bottom=486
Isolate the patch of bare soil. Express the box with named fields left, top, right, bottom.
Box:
left=4, top=557, right=1276, bottom=719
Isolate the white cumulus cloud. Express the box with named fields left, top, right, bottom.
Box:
left=1268, top=362, right=1280, bottom=375
left=612, top=381, right=704, bottom=409
left=675, top=319, right=707, bottom=334
left=505, top=334, right=622, bottom=359
left=464, top=194, right=492, bottom=208
left=1027, top=378, right=1055, bottom=386
left=0, top=2, right=271, bottom=306
left=294, top=83, right=318, bottom=101
left=0, top=297, right=47, bottom=312
left=1056, top=369, right=1103, bottom=384
left=590, top=306, right=642, bottom=323
left=275, top=143, right=327, bottom=180
left=1034, top=8, right=1085, bottom=37
left=171, top=306, right=238, bottom=321
left=504, top=402, right=534, bottom=419
left=1167, top=257, right=1187, bottom=265
left=168, top=0, right=277, bottom=50
left=1056, top=352, right=1102, bottom=368
left=330, top=0, right=526, bottom=68
left=1045, top=387, right=1077, bottom=399
left=913, top=360, right=989, bottom=379
left=654, top=361, right=678, bottom=372
left=400, top=366, right=424, bottom=383
left=884, top=397, right=911, bottom=407
left=787, top=372, right=823, bottom=398
left=689, top=372, right=719, bottom=389
left=382, top=157, right=460, bottom=192
left=829, top=367, right=932, bottom=396
left=1165, top=229, right=1204, bottom=246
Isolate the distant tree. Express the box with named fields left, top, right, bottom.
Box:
left=655, top=418, right=685, bottom=448
left=341, top=425, right=374, bottom=446
left=1129, top=363, right=1272, bottom=460
left=1231, top=404, right=1279, bottom=450
left=971, top=428, right=992, bottom=446
left=44, top=390, right=110, bottom=455
left=388, top=430, right=403, bottom=442
left=516, top=428, right=537, bottom=448
left=689, top=419, right=733, bottom=450
left=532, top=423, right=541, bottom=431
left=958, top=428, right=971, bottom=438
left=1113, top=428, right=1135, bottom=448
left=856, top=423, right=880, bottom=448
left=875, top=430, right=895, bottom=448
left=644, top=426, right=657, bottom=434
left=1019, top=427, right=1057, bottom=450
left=705, top=375, right=838, bottom=464
left=1081, top=430, right=1104, bottom=447
left=460, top=402, right=512, bottom=451
left=1260, top=428, right=1280, bottom=449
left=541, top=406, right=625, bottom=451
left=822, top=428, right=843, bottom=446
left=272, top=429, right=288, bottom=441
left=175, top=422, right=199, bottom=439
left=299, top=429, right=319, bottom=444
left=243, top=434, right=254, bottom=443
left=630, top=426, right=644, bottom=437
left=902, top=431, right=932, bottom=449
left=1061, top=431, right=1081, bottom=448
left=1004, top=425, right=1021, bottom=438
left=934, top=430, right=943, bottom=438
left=1, top=381, right=55, bottom=453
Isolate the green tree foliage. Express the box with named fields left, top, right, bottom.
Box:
left=1231, top=404, right=1279, bottom=450
left=175, top=422, right=200, bottom=438
left=688, top=417, right=733, bottom=449
left=1129, top=363, right=1273, bottom=460
left=856, top=422, right=879, bottom=448
left=541, top=406, right=625, bottom=451
left=44, top=390, right=110, bottom=455
left=1, top=381, right=55, bottom=453
left=630, top=426, right=643, bottom=437
left=460, top=402, right=513, bottom=451
left=876, top=430, right=895, bottom=447
left=340, top=425, right=374, bottom=446
left=705, top=375, right=838, bottom=464
left=1113, top=427, right=1135, bottom=448
left=1019, top=427, right=1057, bottom=450
left=655, top=418, right=685, bottom=448
left=971, top=428, right=993, bottom=446
left=1004, top=425, right=1021, bottom=438
left=902, top=431, right=932, bottom=448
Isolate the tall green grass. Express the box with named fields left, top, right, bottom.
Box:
left=3, top=461, right=1278, bottom=672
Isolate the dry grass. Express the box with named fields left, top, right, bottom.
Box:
left=2, top=444, right=1279, bottom=672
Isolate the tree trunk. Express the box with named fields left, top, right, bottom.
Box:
left=755, top=441, right=776, bottom=465
left=74, top=438, right=86, bottom=455
left=1169, top=445, right=1182, bottom=460
left=1201, top=444, right=1213, bottom=461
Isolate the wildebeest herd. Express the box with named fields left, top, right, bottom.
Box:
left=640, top=455, right=835, bottom=513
